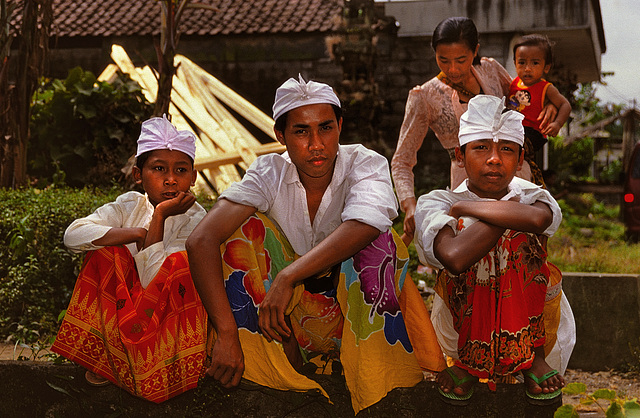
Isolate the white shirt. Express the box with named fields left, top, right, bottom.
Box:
left=220, top=144, right=398, bottom=255
left=414, top=176, right=562, bottom=269
left=64, top=191, right=206, bottom=288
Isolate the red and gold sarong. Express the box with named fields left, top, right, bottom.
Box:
left=51, top=246, right=207, bottom=403
left=435, top=230, right=549, bottom=389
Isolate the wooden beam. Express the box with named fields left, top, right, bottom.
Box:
left=195, top=142, right=285, bottom=171
left=175, top=55, right=276, bottom=140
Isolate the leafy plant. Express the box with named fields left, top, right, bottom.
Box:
left=29, top=67, right=153, bottom=187
left=548, top=136, right=595, bottom=182
left=555, top=382, right=640, bottom=417
left=0, top=186, right=124, bottom=343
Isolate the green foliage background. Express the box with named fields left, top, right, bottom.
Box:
left=29, top=67, right=153, bottom=187
left=0, top=187, right=124, bottom=343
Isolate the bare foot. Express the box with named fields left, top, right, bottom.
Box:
left=437, top=365, right=475, bottom=396
left=524, top=346, right=565, bottom=395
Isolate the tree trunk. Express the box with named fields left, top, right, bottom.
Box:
left=153, top=43, right=175, bottom=117
left=0, top=0, right=51, bottom=188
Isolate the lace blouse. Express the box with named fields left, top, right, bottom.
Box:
left=391, top=57, right=513, bottom=203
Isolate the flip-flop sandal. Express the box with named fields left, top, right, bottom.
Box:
left=437, top=367, right=477, bottom=406
left=524, top=369, right=563, bottom=405
left=85, top=370, right=110, bottom=387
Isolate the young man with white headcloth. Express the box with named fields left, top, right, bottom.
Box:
left=187, top=75, right=445, bottom=413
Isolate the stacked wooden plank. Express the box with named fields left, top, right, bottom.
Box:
left=98, top=44, right=285, bottom=195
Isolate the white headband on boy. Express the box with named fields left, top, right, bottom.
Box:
left=272, top=74, right=341, bottom=121
left=458, top=95, right=524, bottom=147
left=136, top=114, right=197, bottom=160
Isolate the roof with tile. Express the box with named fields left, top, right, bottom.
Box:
left=10, top=0, right=343, bottom=37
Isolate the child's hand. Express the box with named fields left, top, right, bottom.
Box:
left=540, top=121, right=561, bottom=137
left=448, top=201, right=469, bottom=219
left=537, top=103, right=558, bottom=131
left=155, top=191, right=196, bottom=219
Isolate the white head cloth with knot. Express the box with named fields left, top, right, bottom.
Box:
left=272, top=74, right=341, bottom=121
left=458, top=95, right=524, bottom=147
left=136, top=114, right=197, bottom=160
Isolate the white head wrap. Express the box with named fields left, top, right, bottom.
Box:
left=458, top=95, right=524, bottom=147
left=272, top=74, right=341, bottom=121
left=136, top=114, right=197, bottom=160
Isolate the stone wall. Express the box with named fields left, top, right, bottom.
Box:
left=0, top=361, right=561, bottom=417
left=562, top=272, right=640, bottom=371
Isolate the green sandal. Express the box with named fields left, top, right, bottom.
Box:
left=437, top=367, right=477, bottom=406
left=524, top=369, right=563, bottom=405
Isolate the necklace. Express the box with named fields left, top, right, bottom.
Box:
left=437, top=72, right=480, bottom=98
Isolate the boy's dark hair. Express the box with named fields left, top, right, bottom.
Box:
left=273, top=104, right=343, bottom=134
left=513, top=34, right=554, bottom=66
left=431, top=17, right=481, bottom=66
left=135, top=150, right=195, bottom=169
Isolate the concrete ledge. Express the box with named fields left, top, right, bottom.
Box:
left=0, top=361, right=559, bottom=417
left=563, top=272, right=640, bottom=371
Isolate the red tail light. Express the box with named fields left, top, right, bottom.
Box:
left=625, top=193, right=635, bottom=203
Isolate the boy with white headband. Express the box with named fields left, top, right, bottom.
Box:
left=52, top=115, right=207, bottom=401
left=187, top=75, right=445, bottom=413
left=414, top=95, right=565, bottom=405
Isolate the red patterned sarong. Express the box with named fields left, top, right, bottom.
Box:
left=51, top=246, right=207, bottom=403
left=436, top=230, right=548, bottom=389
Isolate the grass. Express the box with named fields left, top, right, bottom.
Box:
left=547, top=193, right=640, bottom=274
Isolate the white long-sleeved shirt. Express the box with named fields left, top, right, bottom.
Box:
left=219, top=144, right=398, bottom=256
left=64, top=191, right=206, bottom=288
left=414, top=176, right=562, bottom=269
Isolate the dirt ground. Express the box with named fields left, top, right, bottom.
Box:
left=562, top=368, right=640, bottom=413
left=0, top=342, right=53, bottom=361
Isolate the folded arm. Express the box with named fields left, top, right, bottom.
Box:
left=434, top=200, right=553, bottom=275
left=91, top=227, right=147, bottom=250
left=449, top=200, right=553, bottom=233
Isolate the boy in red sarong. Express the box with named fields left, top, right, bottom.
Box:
left=414, top=95, right=565, bottom=405
left=51, top=115, right=207, bottom=403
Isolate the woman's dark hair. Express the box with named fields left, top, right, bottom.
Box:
left=431, top=17, right=481, bottom=66
left=513, top=34, right=554, bottom=66
left=135, top=150, right=194, bottom=169
left=274, top=104, right=343, bottom=133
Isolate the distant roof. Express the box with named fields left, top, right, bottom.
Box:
left=10, top=0, right=343, bottom=37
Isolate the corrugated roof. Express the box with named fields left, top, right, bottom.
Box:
left=9, top=0, right=343, bottom=37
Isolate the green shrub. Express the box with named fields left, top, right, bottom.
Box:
left=0, top=186, right=124, bottom=343
left=29, top=67, right=153, bottom=187
left=548, top=136, right=595, bottom=182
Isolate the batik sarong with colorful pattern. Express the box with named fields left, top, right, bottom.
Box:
left=51, top=247, right=207, bottom=403
left=435, top=229, right=549, bottom=390
left=216, top=213, right=445, bottom=414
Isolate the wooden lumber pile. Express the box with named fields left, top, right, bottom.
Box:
left=98, top=44, right=285, bottom=195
